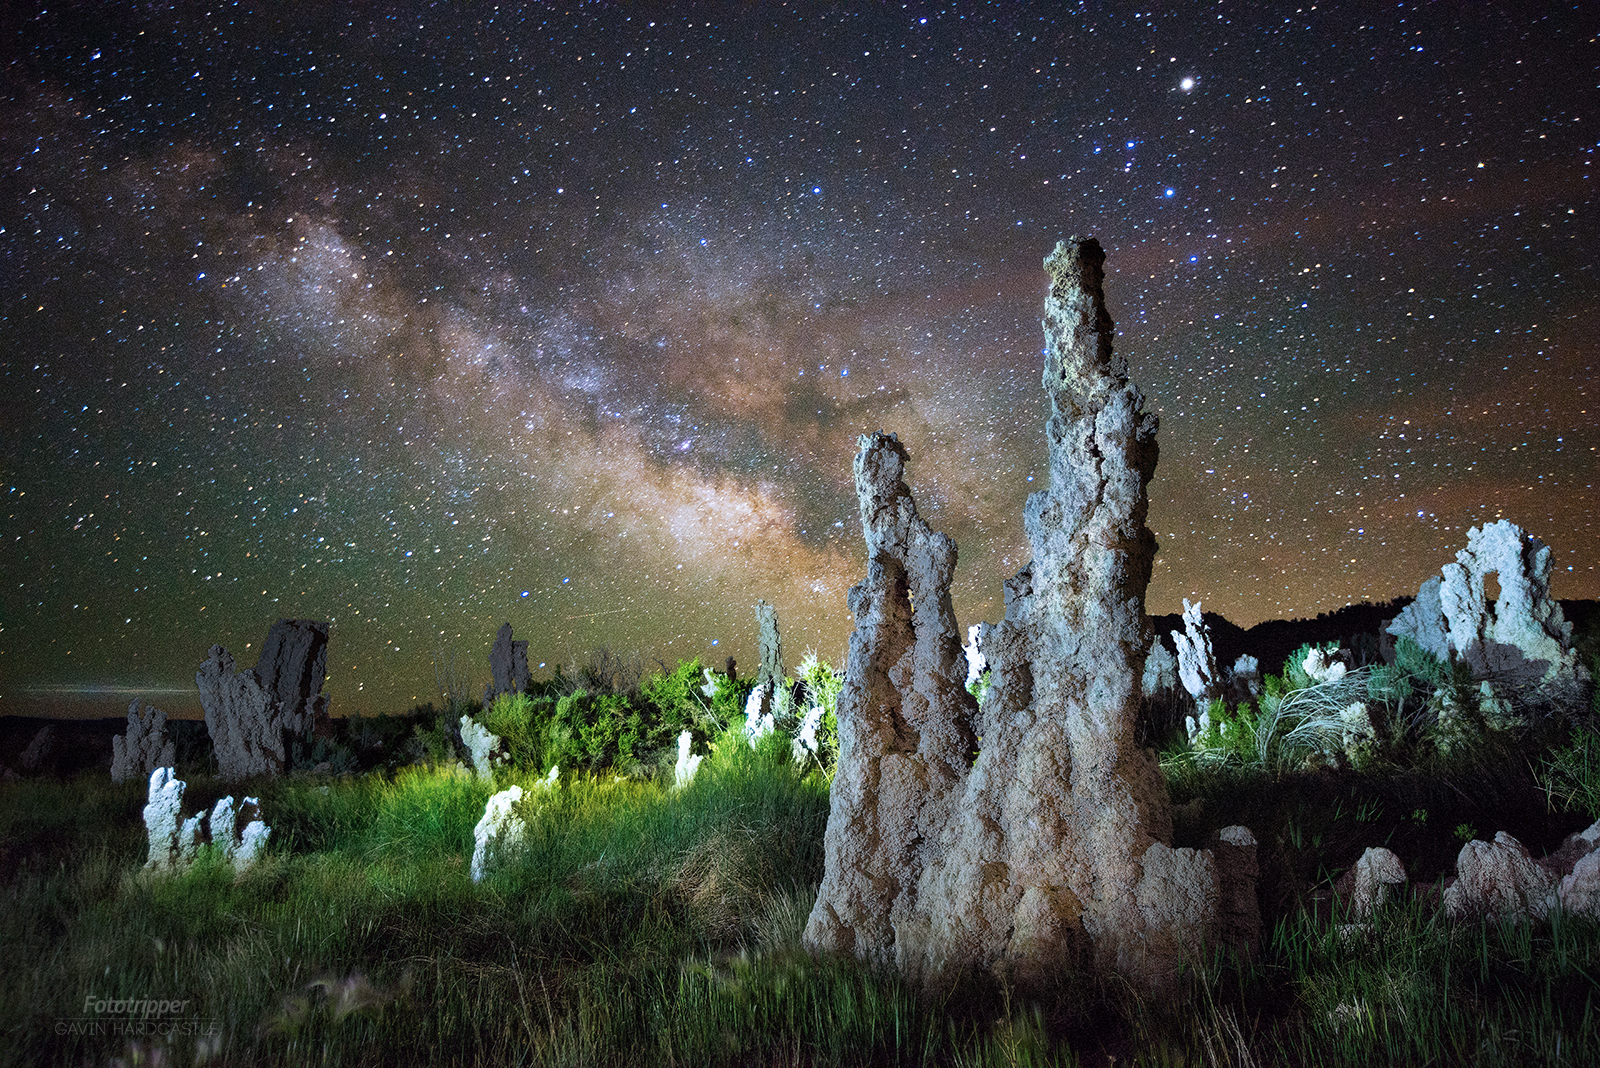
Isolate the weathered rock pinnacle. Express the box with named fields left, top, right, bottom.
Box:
left=803, top=238, right=1256, bottom=993
left=196, top=618, right=329, bottom=781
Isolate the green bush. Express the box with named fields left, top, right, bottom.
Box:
left=641, top=655, right=719, bottom=741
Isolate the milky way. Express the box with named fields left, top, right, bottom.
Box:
left=3, top=3, right=1595, bottom=716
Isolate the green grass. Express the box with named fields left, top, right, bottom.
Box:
left=6, top=706, right=1600, bottom=1066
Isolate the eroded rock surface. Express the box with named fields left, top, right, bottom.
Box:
left=1174, top=599, right=1220, bottom=705
left=471, top=785, right=527, bottom=883
left=143, top=767, right=269, bottom=873
left=197, top=619, right=329, bottom=781
left=1444, top=832, right=1558, bottom=921
left=112, top=699, right=176, bottom=784
left=460, top=716, right=505, bottom=780
left=804, top=238, right=1257, bottom=993
left=1349, top=846, right=1407, bottom=919
left=1389, top=521, right=1590, bottom=708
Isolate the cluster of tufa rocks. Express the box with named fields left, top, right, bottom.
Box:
left=143, top=767, right=270, bottom=873
left=1388, top=519, right=1591, bottom=713
left=1338, top=821, right=1600, bottom=927
left=196, top=619, right=330, bottom=781
left=1166, top=599, right=1261, bottom=742
left=803, top=238, right=1259, bottom=994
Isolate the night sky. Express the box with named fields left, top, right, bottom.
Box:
left=3, top=3, right=1595, bottom=719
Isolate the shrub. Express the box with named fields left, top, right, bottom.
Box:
left=641, top=656, right=719, bottom=743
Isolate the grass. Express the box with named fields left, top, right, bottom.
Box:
left=5, top=704, right=1600, bottom=1065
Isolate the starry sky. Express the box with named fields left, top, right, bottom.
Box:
left=3, top=2, right=1595, bottom=719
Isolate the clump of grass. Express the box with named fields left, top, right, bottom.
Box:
left=7, top=642, right=1599, bottom=1067
left=1540, top=722, right=1600, bottom=821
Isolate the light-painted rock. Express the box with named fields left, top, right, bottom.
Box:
left=1389, top=521, right=1590, bottom=708
left=471, top=786, right=527, bottom=883
left=1560, top=852, right=1600, bottom=917
left=1443, top=832, right=1558, bottom=921
left=459, top=716, right=504, bottom=780
left=674, top=730, right=703, bottom=788
left=793, top=705, right=825, bottom=766
left=742, top=683, right=775, bottom=743
left=144, top=768, right=271, bottom=874
left=112, top=699, right=176, bottom=784
left=143, top=768, right=187, bottom=872
left=1303, top=648, right=1347, bottom=685
left=1174, top=599, right=1219, bottom=704
left=1141, top=639, right=1178, bottom=698
left=804, top=238, right=1255, bottom=994
left=963, top=622, right=990, bottom=688
left=1229, top=655, right=1262, bottom=700
left=1349, top=847, right=1407, bottom=919
left=207, top=795, right=270, bottom=871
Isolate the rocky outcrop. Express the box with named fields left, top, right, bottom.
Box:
left=197, top=619, right=330, bottom=781
left=483, top=623, right=532, bottom=705
left=112, top=699, right=176, bottom=784
left=460, top=716, right=506, bottom=780
left=1444, top=832, right=1559, bottom=921
left=471, top=786, right=527, bottom=883
left=143, top=767, right=188, bottom=872
left=752, top=600, right=791, bottom=721
left=1174, top=600, right=1221, bottom=704
left=207, top=794, right=271, bottom=871
left=1349, top=846, right=1408, bottom=919
left=803, top=238, right=1257, bottom=994
left=1389, top=521, right=1591, bottom=709
left=143, top=767, right=270, bottom=873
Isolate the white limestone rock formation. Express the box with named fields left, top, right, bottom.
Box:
left=471, top=786, right=528, bottom=883
left=1302, top=647, right=1348, bottom=685
left=1443, top=832, right=1559, bottom=921
left=793, top=705, right=825, bottom=766
left=143, top=768, right=187, bottom=872
left=1173, top=600, right=1220, bottom=702
left=112, top=699, right=176, bottom=784
left=197, top=619, right=330, bottom=781
left=742, top=683, right=776, bottom=743
left=803, top=238, right=1257, bottom=994
left=1349, top=846, right=1408, bottom=919
left=1172, top=600, right=1219, bottom=742
left=963, top=622, right=991, bottom=689
left=483, top=622, right=532, bottom=705
left=208, top=795, right=270, bottom=871
left=1389, top=521, right=1590, bottom=709
left=143, top=768, right=269, bottom=873
left=1141, top=640, right=1178, bottom=699
left=1560, top=852, right=1600, bottom=918
left=459, top=716, right=505, bottom=780
left=674, top=730, right=703, bottom=788
left=1229, top=655, right=1262, bottom=700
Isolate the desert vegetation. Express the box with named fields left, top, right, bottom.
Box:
left=3, top=622, right=1600, bottom=1067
